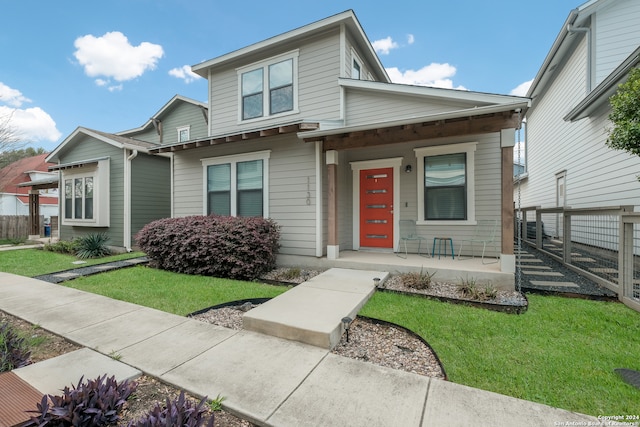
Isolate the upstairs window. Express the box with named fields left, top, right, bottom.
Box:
left=239, top=52, right=298, bottom=121
left=177, top=126, right=190, bottom=142
left=352, top=58, right=361, bottom=80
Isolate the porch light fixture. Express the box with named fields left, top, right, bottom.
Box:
left=341, top=316, right=353, bottom=342
left=405, top=164, right=412, bottom=173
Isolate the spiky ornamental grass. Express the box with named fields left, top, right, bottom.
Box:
left=75, top=233, right=112, bottom=259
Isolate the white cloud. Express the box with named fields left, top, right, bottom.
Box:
left=73, top=31, right=164, bottom=87
left=372, top=37, right=399, bottom=55
left=169, top=65, right=202, bottom=83
left=386, top=63, right=467, bottom=90
left=407, top=34, right=415, bottom=45
left=0, top=105, right=62, bottom=143
left=0, top=82, right=31, bottom=107
left=510, top=79, right=533, bottom=96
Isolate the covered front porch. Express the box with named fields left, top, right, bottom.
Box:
left=277, top=250, right=513, bottom=290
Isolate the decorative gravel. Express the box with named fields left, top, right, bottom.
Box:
left=517, top=245, right=618, bottom=298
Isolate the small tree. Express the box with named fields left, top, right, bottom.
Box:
left=0, top=109, right=23, bottom=152
left=607, top=67, right=640, bottom=156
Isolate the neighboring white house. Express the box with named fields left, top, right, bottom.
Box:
left=519, top=0, right=640, bottom=217
left=0, top=154, right=59, bottom=220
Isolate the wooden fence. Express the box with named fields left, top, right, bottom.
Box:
left=0, top=215, right=43, bottom=240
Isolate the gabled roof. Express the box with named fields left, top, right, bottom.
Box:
left=0, top=153, right=55, bottom=193
left=527, top=0, right=614, bottom=100
left=341, top=79, right=528, bottom=106
left=192, top=10, right=389, bottom=83
left=298, top=79, right=530, bottom=146
left=46, top=127, right=157, bottom=163
left=564, top=46, right=640, bottom=121
left=117, top=94, right=208, bottom=136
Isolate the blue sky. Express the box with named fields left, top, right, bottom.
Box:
left=1, top=0, right=577, bottom=152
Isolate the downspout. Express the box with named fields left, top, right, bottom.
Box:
left=567, top=23, right=592, bottom=92
left=123, top=149, right=138, bottom=252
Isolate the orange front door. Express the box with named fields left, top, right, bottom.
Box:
left=360, top=168, right=393, bottom=248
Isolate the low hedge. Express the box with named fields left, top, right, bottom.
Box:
left=135, top=215, right=280, bottom=280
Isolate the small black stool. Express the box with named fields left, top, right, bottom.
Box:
left=432, top=237, right=454, bottom=259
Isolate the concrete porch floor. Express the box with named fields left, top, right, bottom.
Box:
left=277, top=250, right=514, bottom=290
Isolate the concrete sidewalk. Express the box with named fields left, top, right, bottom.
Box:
left=0, top=271, right=597, bottom=426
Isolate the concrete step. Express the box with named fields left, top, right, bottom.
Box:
left=243, top=268, right=387, bottom=349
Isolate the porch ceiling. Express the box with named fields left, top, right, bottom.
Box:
left=149, top=122, right=320, bottom=154
left=304, top=110, right=522, bottom=151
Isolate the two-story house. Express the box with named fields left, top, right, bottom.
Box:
left=149, top=10, right=529, bottom=284
left=46, top=95, right=207, bottom=250
left=520, top=0, right=640, bottom=219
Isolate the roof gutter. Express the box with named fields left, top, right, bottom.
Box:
left=527, top=9, right=580, bottom=98
left=123, top=149, right=138, bottom=252
left=567, top=22, right=592, bottom=92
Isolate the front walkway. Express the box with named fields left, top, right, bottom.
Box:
left=0, top=271, right=598, bottom=427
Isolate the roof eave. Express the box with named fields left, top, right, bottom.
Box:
left=191, top=10, right=389, bottom=82
left=298, top=101, right=530, bottom=140
left=564, top=46, right=640, bottom=121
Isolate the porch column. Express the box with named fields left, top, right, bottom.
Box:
left=326, top=150, right=339, bottom=259
left=28, top=189, right=40, bottom=239
left=501, top=128, right=515, bottom=273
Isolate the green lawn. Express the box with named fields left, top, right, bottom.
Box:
left=0, top=248, right=145, bottom=277
left=1, top=250, right=638, bottom=416
left=361, top=291, right=639, bottom=416
left=62, top=265, right=288, bottom=315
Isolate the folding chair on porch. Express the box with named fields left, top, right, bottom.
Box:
left=457, top=219, right=499, bottom=264
left=396, top=220, right=430, bottom=258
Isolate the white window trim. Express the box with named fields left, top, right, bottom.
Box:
left=201, top=150, right=271, bottom=218
left=236, top=50, right=299, bottom=124
left=61, top=158, right=110, bottom=227
left=414, top=142, right=477, bottom=226
left=177, top=125, right=190, bottom=142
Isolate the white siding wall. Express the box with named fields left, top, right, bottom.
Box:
left=594, top=0, right=640, bottom=85
left=522, top=33, right=640, bottom=214
left=172, top=135, right=318, bottom=256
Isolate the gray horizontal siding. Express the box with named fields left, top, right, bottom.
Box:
left=57, top=137, right=124, bottom=246
left=342, top=134, right=503, bottom=256
left=122, top=101, right=208, bottom=145
left=208, top=29, right=342, bottom=137
left=344, top=89, right=476, bottom=127
left=131, top=154, right=171, bottom=245
left=172, top=134, right=318, bottom=256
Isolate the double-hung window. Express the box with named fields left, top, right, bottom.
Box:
left=203, top=151, right=270, bottom=217
left=414, top=143, right=476, bottom=224
left=239, top=52, right=298, bottom=121
left=59, top=158, right=110, bottom=227
left=65, top=176, right=94, bottom=220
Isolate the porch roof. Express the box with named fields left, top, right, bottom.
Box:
left=148, top=120, right=320, bottom=154
left=299, top=101, right=530, bottom=151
